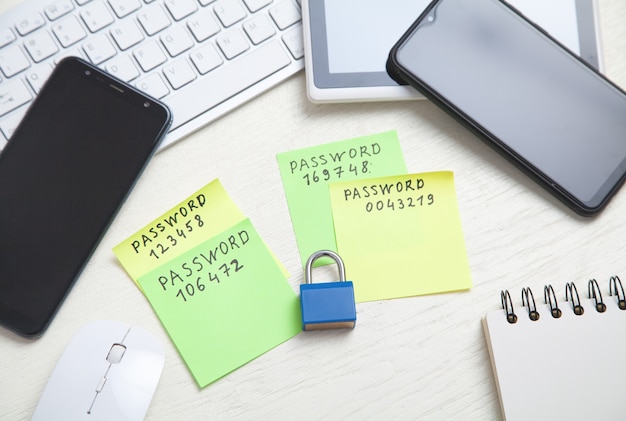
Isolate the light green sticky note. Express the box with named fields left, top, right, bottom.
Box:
left=329, top=171, right=472, bottom=302
left=137, top=218, right=301, bottom=388
left=277, top=131, right=407, bottom=267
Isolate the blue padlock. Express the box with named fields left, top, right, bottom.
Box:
left=300, top=250, right=356, bottom=331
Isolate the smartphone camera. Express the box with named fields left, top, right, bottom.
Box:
left=143, top=101, right=151, bottom=108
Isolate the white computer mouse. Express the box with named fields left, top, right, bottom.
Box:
left=32, top=320, right=165, bottom=421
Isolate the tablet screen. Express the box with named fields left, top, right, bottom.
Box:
left=319, top=0, right=430, bottom=87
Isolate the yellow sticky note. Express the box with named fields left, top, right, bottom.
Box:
left=277, top=131, right=407, bottom=267
left=113, top=179, right=245, bottom=281
left=329, top=171, right=472, bottom=302
left=137, top=218, right=301, bottom=388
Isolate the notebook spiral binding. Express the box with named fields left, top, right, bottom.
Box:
left=501, top=276, right=626, bottom=324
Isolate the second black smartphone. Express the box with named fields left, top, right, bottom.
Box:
left=0, top=57, right=171, bottom=337
left=387, top=0, right=626, bottom=215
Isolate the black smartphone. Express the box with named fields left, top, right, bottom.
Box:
left=0, top=57, right=171, bottom=337
left=387, top=0, right=626, bottom=215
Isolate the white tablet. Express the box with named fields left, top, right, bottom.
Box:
left=302, top=0, right=603, bottom=104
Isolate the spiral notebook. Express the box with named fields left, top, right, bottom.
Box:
left=482, top=277, right=626, bottom=421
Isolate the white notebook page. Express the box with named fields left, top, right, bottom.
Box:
left=483, top=286, right=626, bottom=420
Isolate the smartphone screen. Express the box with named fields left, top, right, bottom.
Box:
left=0, top=57, right=171, bottom=337
left=387, top=0, right=626, bottom=215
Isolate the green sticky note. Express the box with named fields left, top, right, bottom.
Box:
left=277, top=131, right=407, bottom=267
left=137, top=218, right=301, bottom=388
left=329, top=171, right=472, bottom=302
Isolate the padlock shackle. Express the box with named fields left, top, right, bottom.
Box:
left=305, top=250, right=346, bottom=284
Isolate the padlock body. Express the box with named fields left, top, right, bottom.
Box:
left=300, top=281, right=356, bottom=331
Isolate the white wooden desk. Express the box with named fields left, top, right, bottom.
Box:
left=2, top=1, right=626, bottom=419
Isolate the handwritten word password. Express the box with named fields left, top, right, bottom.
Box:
left=129, top=193, right=206, bottom=255
left=289, top=142, right=381, bottom=174
left=343, top=178, right=426, bottom=201
left=153, top=229, right=250, bottom=302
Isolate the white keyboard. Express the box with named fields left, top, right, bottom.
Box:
left=0, top=0, right=304, bottom=151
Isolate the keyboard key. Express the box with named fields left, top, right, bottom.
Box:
left=25, top=64, right=54, bottom=92
left=166, top=40, right=290, bottom=130
left=24, top=31, right=59, bottom=63
left=44, top=0, right=75, bottom=21
left=216, top=28, right=249, bottom=59
left=187, top=10, right=220, bottom=42
left=190, top=43, right=222, bottom=74
left=162, top=58, right=196, bottom=89
left=243, top=14, right=275, bottom=45
left=133, top=40, right=167, bottom=71
left=0, top=45, right=30, bottom=77
left=135, top=73, right=169, bottom=98
left=0, top=28, right=16, bottom=49
left=106, top=54, right=140, bottom=81
left=269, top=0, right=300, bottom=30
left=83, top=34, right=117, bottom=64
left=242, top=0, right=272, bottom=13
left=15, top=13, right=46, bottom=36
left=0, top=79, right=32, bottom=118
left=0, top=108, right=26, bottom=141
left=160, top=26, right=193, bottom=57
left=213, top=0, right=247, bottom=28
left=282, top=23, right=303, bottom=59
left=107, top=0, right=142, bottom=18
left=138, top=5, right=172, bottom=36
left=52, top=16, right=88, bottom=47
left=80, top=1, right=115, bottom=33
left=164, top=0, right=198, bottom=21
left=110, top=20, right=145, bottom=50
